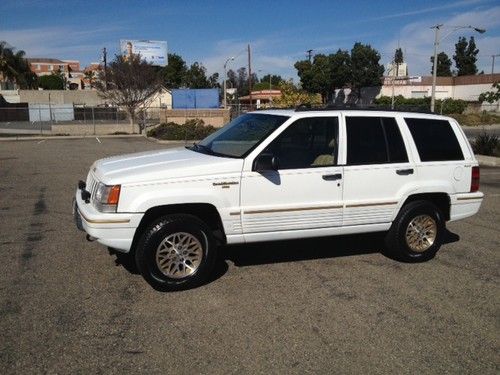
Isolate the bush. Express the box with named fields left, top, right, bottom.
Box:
left=372, top=96, right=467, bottom=114
left=147, top=119, right=217, bottom=140
left=450, top=112, right=500, bottom=126
left=472, top=132, right=499, bottom=156
left=38, top=74, right=64, bottom=90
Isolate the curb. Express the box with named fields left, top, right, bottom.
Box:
left=144, top=136, right=195, bottom=145
left=0, top=134, right=145, bottom=142
left=476, top=154, right=500, bottom=167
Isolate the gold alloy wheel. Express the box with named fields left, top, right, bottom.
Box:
left=405, top=214, right=437, bottom=253
left=155, top=232, right=203, bottom=279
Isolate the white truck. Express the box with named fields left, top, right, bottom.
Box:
left=74, top=109, right=483, bottom=291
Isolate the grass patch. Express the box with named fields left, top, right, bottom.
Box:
left=450, top=112, right=500, bottom=126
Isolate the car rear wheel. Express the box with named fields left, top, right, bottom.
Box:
left=135, top=214, right=217, bottom=291
left=385, top=201, right=444, bottom=262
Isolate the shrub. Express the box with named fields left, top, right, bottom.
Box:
left=472, top=131, right=499, bottom=156
left=147, top=119, right=217, bottom=140
left=372, top=96, right=467, bottom=114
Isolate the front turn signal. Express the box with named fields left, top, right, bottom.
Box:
left=107, top=185, right=121, bottom=205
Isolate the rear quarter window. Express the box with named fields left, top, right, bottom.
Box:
left=404, top=118, right=464, bottom=162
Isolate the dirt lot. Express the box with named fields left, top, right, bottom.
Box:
left=0, top=137, right=498, bottom=374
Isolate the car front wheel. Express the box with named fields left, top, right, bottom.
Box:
left=135, top=214, right=217, bottom=291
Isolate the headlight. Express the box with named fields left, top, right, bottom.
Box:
left=93, top=182, right=121, bottom=212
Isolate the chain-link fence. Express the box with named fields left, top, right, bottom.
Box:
left=0, top=106, right=151, bottom=135
left=0, top=105, right=233, bottom=136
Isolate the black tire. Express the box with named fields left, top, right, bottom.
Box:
left=385, top=200, right=444, bottom=262
left=135, top=214, right=217, bottom=291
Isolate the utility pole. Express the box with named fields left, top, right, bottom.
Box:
left=248, top=44, right=252, bottom=109
left=102, top=47, right=108, bottom=91
left=492, top=54, right=500, bottom=75
left=306, top=49, right=313, bottom=62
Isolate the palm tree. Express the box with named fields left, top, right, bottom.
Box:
left=0, top=41, right=37, bottom=89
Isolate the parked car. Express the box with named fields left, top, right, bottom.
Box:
left=74, top=108, right=483, bottom=291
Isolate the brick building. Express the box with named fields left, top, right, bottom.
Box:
left=27, top=58, right=84, bottom=90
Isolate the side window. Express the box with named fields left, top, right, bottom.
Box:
left=264, top=117, right=338, bottom=170
left=383, top=117, right=409, bottom=163
left=404, top=118, right=464, bottom=161
left=346, top=116, right=408, bottom=165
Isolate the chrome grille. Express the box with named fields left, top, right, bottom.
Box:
left=86, top=172, right=99, bottom=199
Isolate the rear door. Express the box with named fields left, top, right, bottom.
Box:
left=403, top=117, right=471, bottom=194
left=342, top=114, right=417, bottom=226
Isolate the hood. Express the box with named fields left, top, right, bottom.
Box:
left=92, top=147, right=244, bottom=185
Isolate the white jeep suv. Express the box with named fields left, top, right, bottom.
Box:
left=74, top=109, right=483, bottom=291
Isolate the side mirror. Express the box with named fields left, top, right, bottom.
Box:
left=253, top=153, right=279, bottom=172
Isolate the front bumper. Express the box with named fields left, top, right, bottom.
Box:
left=73, top=186, right=143, bottom=253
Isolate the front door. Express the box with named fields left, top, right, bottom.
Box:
left=240, top=116, right=343, bottom=235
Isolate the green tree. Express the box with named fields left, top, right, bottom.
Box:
left=261, top=74, right=283, bottom=86
left=453, top=36, right=479, bottom=76
left=183, top=62, right=209, bottom=88
left=430, top=51, right=453, bottom=76
left=160, top=53, right=187, bottom=88
left=38, top=73, right=64, bottom=90
left=479, top=82, right=500, bottom=103
left=95, top=54, right=161, bottom=133
left=294, top=59, right=314, bottom=92
left=329, top=49, right=351, bottom=96
left=394, top=48, right=404, bottom=64
left=208, top=72, right=220, bottom=88
left=226, top=69, right=238, bottom=91
left=0, top=41, right=37, bottom=89
left=350, top=42, right=384, bottom=100
left=295, top=54, right=333, bottom=102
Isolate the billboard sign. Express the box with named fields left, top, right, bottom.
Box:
left=120, top=40, right=168, bottom=66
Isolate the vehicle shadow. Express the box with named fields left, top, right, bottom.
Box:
left=108, top=228, right=460, bottom=287
left=219, top=227, right=460, bottom=267
left=220, top=232, right=384, bottom=267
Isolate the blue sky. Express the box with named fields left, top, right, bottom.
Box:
left=1, top=0, right=499, bottom=80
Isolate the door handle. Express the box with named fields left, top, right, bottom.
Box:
left=396, top=168, right=414, bottom=175
left=322, top=173, right=342, bottom=181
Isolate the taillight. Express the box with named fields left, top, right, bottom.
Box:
left=470, top=166, right=480, bottom=192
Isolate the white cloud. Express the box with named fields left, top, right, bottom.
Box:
left=384, top=5, right=500, bottom=75
left=366, top=0, right=485, bottom=21
left=0, top=26, right=122, bottom=64
left=194, top=37, right=299, bottom=81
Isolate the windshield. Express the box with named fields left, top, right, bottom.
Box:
left=192, top=113, right=289, bottom=158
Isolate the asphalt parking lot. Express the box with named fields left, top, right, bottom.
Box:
left=0, top=137, right=498, bottom=374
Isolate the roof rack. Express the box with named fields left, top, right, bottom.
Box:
left=294, top=104, right=434, bottom=114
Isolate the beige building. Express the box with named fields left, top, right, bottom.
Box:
left=381, top=74, right=500, bottom=111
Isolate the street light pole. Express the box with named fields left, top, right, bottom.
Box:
left=223, top=56, right=234, bottom=109
left=492, top=54, right=500, bottom=75
left=430, top=24, right=442, bottom=113
left=430, top=24, right=485, bottom=112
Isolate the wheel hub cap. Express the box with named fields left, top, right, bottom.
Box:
left=405, top=215, right=437, bottom=253
left=155, top=232, right=203, bottom=279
